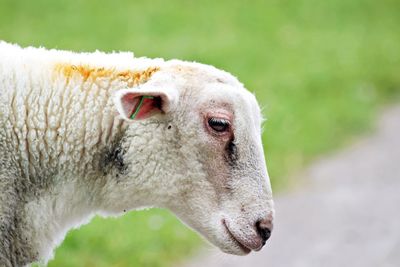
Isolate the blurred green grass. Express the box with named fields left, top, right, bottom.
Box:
left=1, top=0, right=399, bottom=266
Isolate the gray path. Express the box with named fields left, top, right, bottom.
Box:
left=183, top=106, right=400, bottom=267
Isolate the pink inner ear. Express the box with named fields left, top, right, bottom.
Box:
left=134, top=97, right=161, bottom=120
left=121, top=92, right=162, bottom=120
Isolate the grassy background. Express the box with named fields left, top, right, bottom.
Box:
left=0, top=0, right=399, bottom=266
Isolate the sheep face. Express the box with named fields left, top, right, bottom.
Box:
left=113, top=61, right=274, bottom=255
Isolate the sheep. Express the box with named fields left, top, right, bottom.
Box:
left=0, top=41, right=274, bottom=266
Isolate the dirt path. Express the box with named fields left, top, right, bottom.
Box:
left=184, top=106, right=400, bottom=267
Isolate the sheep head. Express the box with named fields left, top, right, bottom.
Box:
left=111, top=60, right=274, bottom=255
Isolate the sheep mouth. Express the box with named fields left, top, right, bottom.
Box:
left=222, top=219, right=251, bottom=255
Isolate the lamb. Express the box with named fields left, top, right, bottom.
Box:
left=0, top=41, right=274, bottom=266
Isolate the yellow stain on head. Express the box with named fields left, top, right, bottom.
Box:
left=54, top=63, right=160, bottom=87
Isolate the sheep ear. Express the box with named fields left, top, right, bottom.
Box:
left=114, top=87, right=178, bottom=121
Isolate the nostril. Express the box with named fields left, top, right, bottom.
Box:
left=256, top=220, right=272, bottom=244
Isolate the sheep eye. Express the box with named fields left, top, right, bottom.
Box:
left=208, top=118, right=230, bottom=133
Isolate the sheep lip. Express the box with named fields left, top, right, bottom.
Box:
left=222, top=219, right=252, bottom=254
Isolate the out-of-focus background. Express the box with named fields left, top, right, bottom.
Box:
left=1, top=0, right=399, bottom=266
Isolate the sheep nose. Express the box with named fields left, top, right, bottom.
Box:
left=255, top=218, right=272, bottom=245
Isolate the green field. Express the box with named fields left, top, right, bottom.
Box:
left=1, top=0, right=399, bottom=266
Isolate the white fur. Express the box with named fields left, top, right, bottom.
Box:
left=0, top=41, right=274, bottom=266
